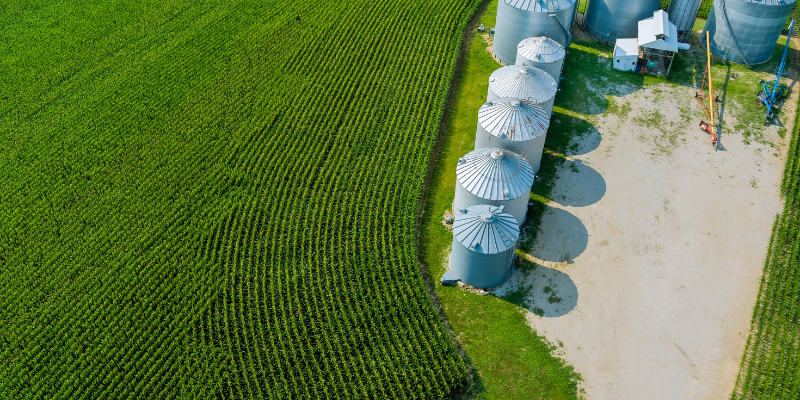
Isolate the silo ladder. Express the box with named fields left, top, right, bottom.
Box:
left=716, top=0, right=751, bottom=66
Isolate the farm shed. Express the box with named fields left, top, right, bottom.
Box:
left=613, top=39, right=640, bottom=72
left=637, top=10, right=690, bottom=76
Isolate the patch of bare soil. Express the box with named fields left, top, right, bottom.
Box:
left=494, top=46, right=796, bottom=399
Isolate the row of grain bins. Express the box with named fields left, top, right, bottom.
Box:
left=443, top=0, right=796, bottom=289
left=442, top=1, right=571, bottom=289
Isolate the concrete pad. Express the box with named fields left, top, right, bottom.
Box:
left=495, top=78, right=792, bottom=399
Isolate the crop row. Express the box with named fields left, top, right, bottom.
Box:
left=0, top=0, right=481, bottom=398
left=730, top=83, right=800, bottom=399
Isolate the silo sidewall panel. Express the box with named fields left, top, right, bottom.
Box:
left=475, top=124, right=495, bottom=150
left=667, top=0, right=703, bottom=31
left=705, top=0, right=794, bottom=65
left=494, top=3, right=575, bottom=65
left=454, top=180, right=530, bottom=225
left=475, top=126, right=546, bottom=175
left=494, top=2, right=522, bottom=66
left=543, top=96, right=555, bottom=118
left=515, top=57, right=565, bottom=83
left=585, top=0, right=660, bottom=41
left=505, top=191, right=530, bottom=225
left=451, top=240, right=514, bottom=289
left=525, top=133, right=547, bottom=174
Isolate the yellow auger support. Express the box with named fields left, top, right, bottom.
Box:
left=707, top=31, right=714, bottom=138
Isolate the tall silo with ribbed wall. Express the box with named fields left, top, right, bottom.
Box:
left=702, top=0, right=796, bottom=65
left=451, top=205, right=520, bottom=289
left=516, top=36, right=567, bottom=83
left=475, top=99, right=550, bottom=173
left=487, top=65, right=558, bottom=116
left=453, top=148, right=534, bottom=225
left=493, top=0, right=577, bottom=66
left=667, top=0, right=703, bottom=42
left=583, top=0, right=661, bottom=42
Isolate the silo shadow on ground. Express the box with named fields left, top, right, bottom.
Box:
left=495, top=260, right=578, bottom=318
left=546, top=111, right=602, bottom=156
left=555, top=36, right=644, bottom=116
left=548, top=158, right=606, bottom=207
left=527, top=206, right=589, bottom=264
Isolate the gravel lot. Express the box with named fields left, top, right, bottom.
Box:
left=495, top=53, right=795, bottom=398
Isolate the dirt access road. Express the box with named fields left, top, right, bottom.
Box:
left=495, top=41, right=795, bottom=398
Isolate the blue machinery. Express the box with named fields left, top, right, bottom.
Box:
left=759, top=19, right=795, bottom=123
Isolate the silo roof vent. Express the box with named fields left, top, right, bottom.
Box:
left=478, top=99, right=549, bottom=141
left=453, top=205, right=520, bottom=254
left=517, top=36, right=566, bottom=64
left=488, top=65, right=557, bottom=103
left=456, top=148, right=534, bottom=201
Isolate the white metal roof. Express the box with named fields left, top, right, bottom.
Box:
left=478, top=99, right=549, bottom=141
left=517, top=36, right=566, bottom=64
left=503, top=0, right=576, bottom=12
left=614, top=38, right=640, bottom=57
left=457, top=148, right=535, bottom=201
left=453, top=205, right=520, bottom=254
left=638, top=10, right=680, bottom=52
left=488, top=65, right=557, bottom=104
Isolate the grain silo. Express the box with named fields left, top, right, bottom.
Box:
left=702, top=0, right=796, bottom=65
left=493, top=0, right=577, bottom=66
left=487, top=65, right=558, bottom=116
left=667, top=0, right=703, bottom=42
left=516, top=36, right=567, bottom=83
left=454, top=148, right=534, bottom=225
left=475, top=99, right=550, bottom=172
left=583, top=0, right=661, bottom=42
left=451, top=205, right=520, bottom=289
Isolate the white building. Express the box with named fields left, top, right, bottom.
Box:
left=613, top=10, right=691, bottom=75
left=613, top=38, right=640, bottom=72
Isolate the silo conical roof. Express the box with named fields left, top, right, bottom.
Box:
left=478, top=99, right=549, bottom=141
left=517, top=36, right=566, bottom=64
left=453, top=205, right=520, bottom=254
left=504, top=0, right=576, bottom=12
left=457, top=148, right=534, bottom=201
left=489, top=65, right=557, bottom=104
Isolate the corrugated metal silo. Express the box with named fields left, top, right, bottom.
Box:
left=583, top=0, right=661, bottom=42
left=487, top=65, right=558, bottom=116
left=475, top=99, right=550, bottom=173
left=702, top=0, right=796, bottom=65
left=454, top=148, right=534, bottom=225
left=516, top=36, right=567, bottom=82
left=667, top=0, right=703, bottom=41
left=451, top=204, right=520, bottom=289
left=493, top=0, right=577, bottom=66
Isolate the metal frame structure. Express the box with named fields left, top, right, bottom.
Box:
left=638, top=47, right=676, bottom=76
left=759, top=19, right=795, bottom=122
left=695, top=32, right=719, bottom=150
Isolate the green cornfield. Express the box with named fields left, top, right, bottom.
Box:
left=0, top=0, right=482, bottom=398
left=730, top=87, right=800, bottom=399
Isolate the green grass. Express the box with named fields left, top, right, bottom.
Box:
left=669, top=33, right=796, bottom=145
left=419, top=18, right=582, bottom=400
left=0, top=0, right=485, bottom=398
